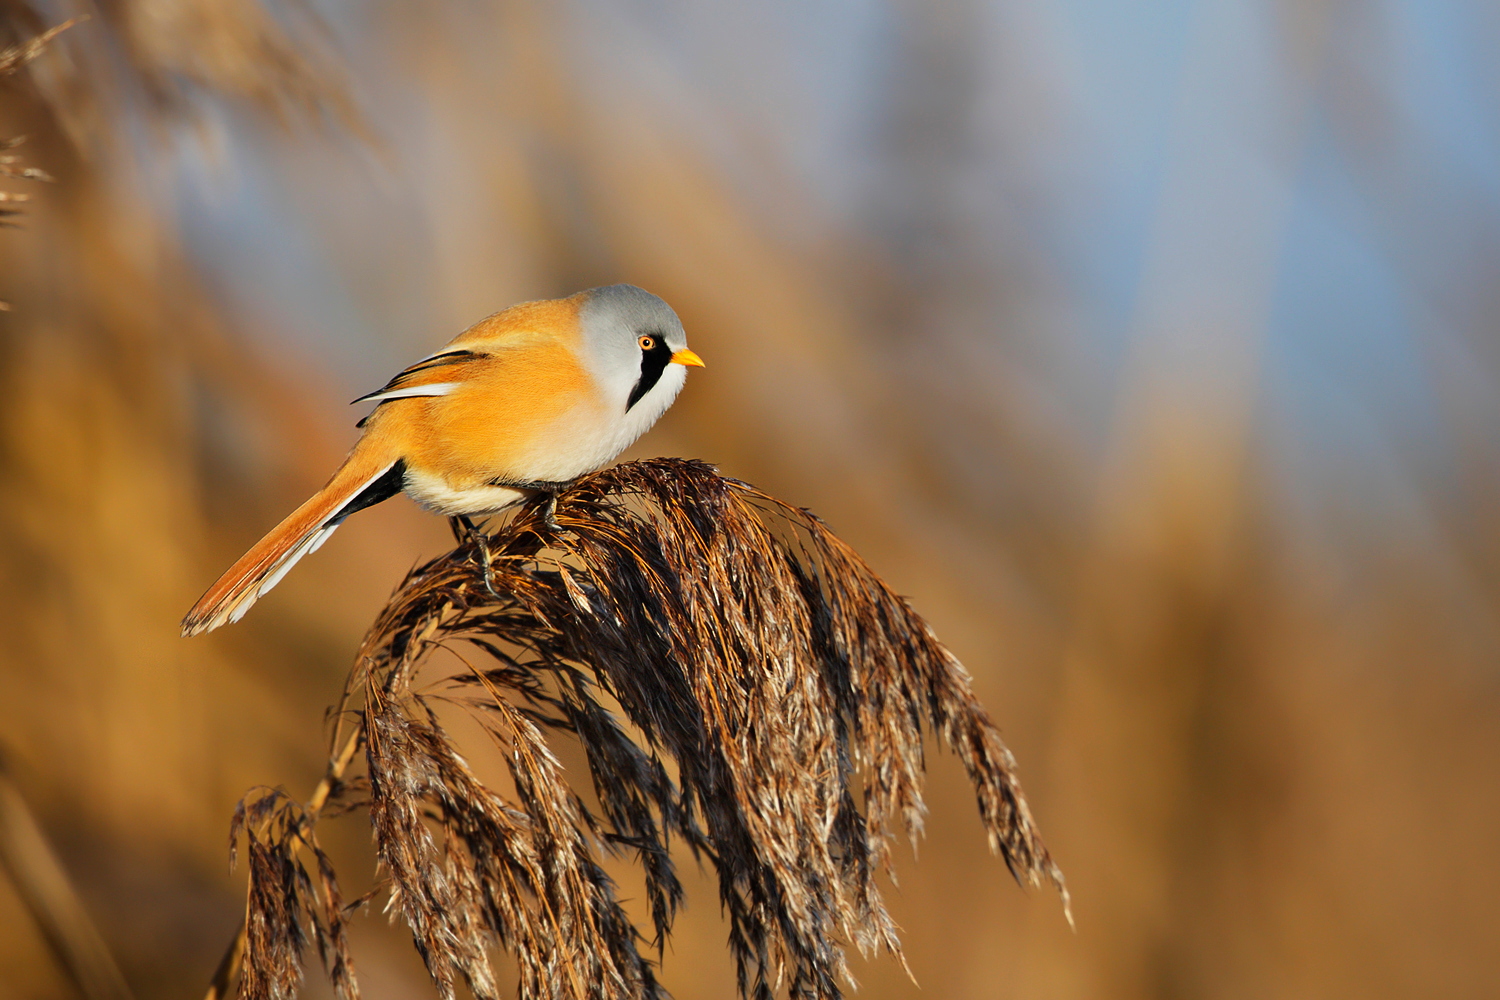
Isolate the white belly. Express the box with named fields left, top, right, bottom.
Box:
left=402, top=472, right=530, bottom=517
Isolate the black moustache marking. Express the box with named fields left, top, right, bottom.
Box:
left=627, top=331, right=674, bottom=410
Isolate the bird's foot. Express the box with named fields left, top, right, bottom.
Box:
left=497, top=480, right=570, bottom=535
left=452, top=514, right=502, bottom=600
left=542, top=492, right=563, bottom=534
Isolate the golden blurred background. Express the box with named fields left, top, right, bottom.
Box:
left=1, top=0, right=1497, bottom=996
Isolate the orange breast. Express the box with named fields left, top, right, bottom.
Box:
left=371, top=295, right=609, bottom=490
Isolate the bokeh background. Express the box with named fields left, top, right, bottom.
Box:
left=2, top=0, right=1498, bottom=996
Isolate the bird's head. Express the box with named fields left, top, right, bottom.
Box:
left=577, top=284, right=704, bottom=417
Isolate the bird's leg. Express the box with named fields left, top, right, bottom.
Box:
left=451, top=514, right=501, bottom=600
left=523, top=481, right=570, bottom=534
left=489, top=479, right=571, bottom=534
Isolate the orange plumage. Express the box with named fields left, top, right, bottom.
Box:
left=182, top=285, right=703, bottom=637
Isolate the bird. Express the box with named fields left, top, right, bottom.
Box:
left=181, top=284, right=703, bottom=637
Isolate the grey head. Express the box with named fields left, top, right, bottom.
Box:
left=577, top=284, right=698, bottom=417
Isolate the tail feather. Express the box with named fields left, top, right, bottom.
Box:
left=181, top=454, right=405, bottom=637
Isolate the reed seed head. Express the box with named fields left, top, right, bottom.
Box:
left=232, top=458, right=1066, bottom=1000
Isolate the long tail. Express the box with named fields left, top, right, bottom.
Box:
left=181, top=448, right=407, bottom=637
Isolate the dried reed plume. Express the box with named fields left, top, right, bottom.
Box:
left=224, top=458, right=1067, bottom=1000
left=0, top=18, right=82, bottom=185
left=0, top=16, right=83, bottom=308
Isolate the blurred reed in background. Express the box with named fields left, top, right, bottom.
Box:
left=0, top=0, right=1496, bottom=998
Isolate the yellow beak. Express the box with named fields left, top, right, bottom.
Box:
left=671, top=349, right=706, bottom=368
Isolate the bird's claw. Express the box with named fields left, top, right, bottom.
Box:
left=453, top=515, right=502, bottom=600
left=542, top=492, right=564, bottom=535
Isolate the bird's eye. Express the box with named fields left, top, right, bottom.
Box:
left=638, top=335, right=656, bottom=351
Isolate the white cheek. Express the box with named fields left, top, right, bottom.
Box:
left=609, top=364, right=688, bottom=457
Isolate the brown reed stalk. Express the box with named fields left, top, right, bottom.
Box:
left=223, top=458, right=1067, bottom=1000
left=0, top=750, right=135, bottom=1000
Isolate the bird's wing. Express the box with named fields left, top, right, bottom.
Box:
left=351, top=349, right=486, bottom=404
